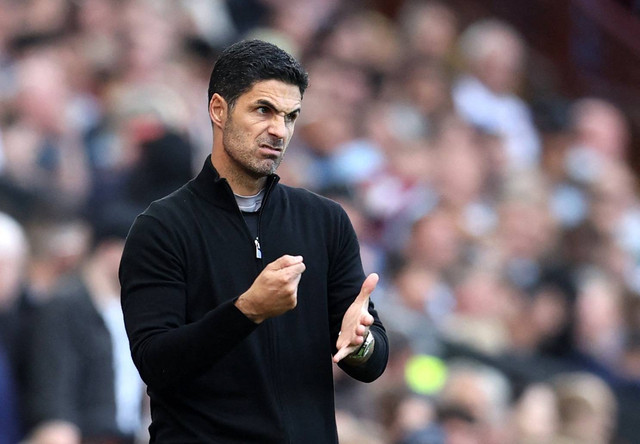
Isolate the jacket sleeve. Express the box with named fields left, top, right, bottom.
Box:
left=119, top=213, right=258, bottom=389
left=327, top=206, right=389, bottom=382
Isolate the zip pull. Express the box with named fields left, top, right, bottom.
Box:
left=254, top=237, right=262, bottom=259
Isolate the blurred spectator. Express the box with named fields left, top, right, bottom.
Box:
left=377, top=260, right=449, bottom=356
left=493, top=170, right=559, bottom=292
left=453, top=19, right=541, bottom=170
left=282, top=55, right=379, bottom=191
left=357, top=100, right=434, bottom=251
left=551, top=98, right=632, bottom=230
left=512, top=383, right=559, bottom=443
left=122, top=129, right=194, bottom=208
left=431, top=116, right=492, bottom=219
left=441, top=265, right=515, bottom=356
left=566, top=98, right=630, bottom=171
left=327, top=192, right=385, bottom=276
left=23, top=210, right=145, bottom=444
left=401, top=59, right=454, bottom=124
left=436, top=359, right=512, bottom=444
left=22, top=218, right=90, bottom=306
left=522, top=269, right=576, bottom=357
left=336, top=409, right=387, bottom=444
left=588, top=162, right=640, bottom=268
left=551, top=372, right=617, bottom=444
left=572, top=270, right=626, bottom=369
left=404, top=206, right=463, bottom=276
left=398, top=1, right=459, bottom=65
left=394, top=395, right=441, bottom=444
left=252, top=0, right=340, bottom=54
left=374, top=385, right=439, bottom=444
left=3, top=47, right=91, bottom=212
left=319, top=8, right=402, bottom=77
left=0, top=212, right=29, bottom=444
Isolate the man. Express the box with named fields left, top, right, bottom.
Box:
left=119, top=40, right=388, bottom=442
left=24, top=213, right=145, bottom=444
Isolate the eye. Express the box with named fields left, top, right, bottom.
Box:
left=256, top=106, right=270, bottom=115
left=285, top=112, right=299, bottom=124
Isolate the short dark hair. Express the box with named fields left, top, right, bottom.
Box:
left=207, top=40, right=309, bottom=108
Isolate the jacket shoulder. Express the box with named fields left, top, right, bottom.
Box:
left=141, top=183, right=194, bottom=218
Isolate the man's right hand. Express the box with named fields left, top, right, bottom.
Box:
left=235, top=255, right=305, bottom=323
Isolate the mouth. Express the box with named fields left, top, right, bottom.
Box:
left=259, top=144, right=283, bottom=157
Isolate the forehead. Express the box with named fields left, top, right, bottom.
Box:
left=238, top=79, right=302, bottom=112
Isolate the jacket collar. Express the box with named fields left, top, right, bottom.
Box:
left=190, top=155, right=280, bottom=211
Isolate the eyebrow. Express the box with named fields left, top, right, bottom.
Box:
left=255, top=99, right=301, bottom=117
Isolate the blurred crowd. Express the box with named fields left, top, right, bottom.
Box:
left=0, top=0, right=639, bottom=443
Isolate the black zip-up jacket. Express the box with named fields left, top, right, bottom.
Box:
left=119, top=156, right=388, bottom=443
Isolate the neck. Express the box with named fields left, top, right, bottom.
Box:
left=225, top=170, right=268, bottom=196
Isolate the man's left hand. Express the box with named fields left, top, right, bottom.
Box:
left=333, top=273, right=378, bottom=363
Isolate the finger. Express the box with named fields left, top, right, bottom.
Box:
left=282, top=262, right=306, bottom=280
left=355, top=273, right=379, bottom=304
left=337, top=330, right=364, bottom=348
left=333, top=345, right=356, bottom=363
left=270, top=255, right=304, bottom=270
left=361, top=313, right=374, bottom=327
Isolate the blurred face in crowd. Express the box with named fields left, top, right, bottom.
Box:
left=408, top=208, right=462, bottom=271
left=323, top=11, right=401, bottom=72
left=214, top=79, right=302, bottom=179
left=571, top=98, right=629, bottom=159
left=454, top=268, right=511, bottom=318
left=403, top=2, right=458, bottom=61
left=406, top=62, right=451, bottom=117
left=462, top=23, right=525, bottom=95
left=553, top=373, right=617, bottom=443
left=499, top=197, right=555, bottom=259
left=574, top=275, right=624, bottom=359
left=17, top=52, right=70, bottom=133
left=434, top=120, right=487, bottom=208
left=394, top=265, right=439, bottom=312
left=475, top=34, right=523, bottom=95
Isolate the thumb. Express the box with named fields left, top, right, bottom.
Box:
left=355, top=273, right=379, bottom=304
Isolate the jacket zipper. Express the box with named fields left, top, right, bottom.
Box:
left=253, top=176, right=277, bottom=264
left=254, top=238, right=262, bottom=259
left=221, top=176, right=289, bottom=441
left=256, top=179, right=291, bottom=443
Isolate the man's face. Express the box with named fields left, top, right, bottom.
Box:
left=222, top=79, right=302, bottom=178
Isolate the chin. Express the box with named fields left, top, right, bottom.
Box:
left=258, top=160, right=281, bottom=175
left=246, top=164, right=277, bottom=178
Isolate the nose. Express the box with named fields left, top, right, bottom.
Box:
left=267, top=114, right=287, bottom=140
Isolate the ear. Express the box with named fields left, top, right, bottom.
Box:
left=209, top=93, right=228, bottom=129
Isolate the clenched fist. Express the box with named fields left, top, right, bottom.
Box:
left=235, top=255, right=306, bottom=323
